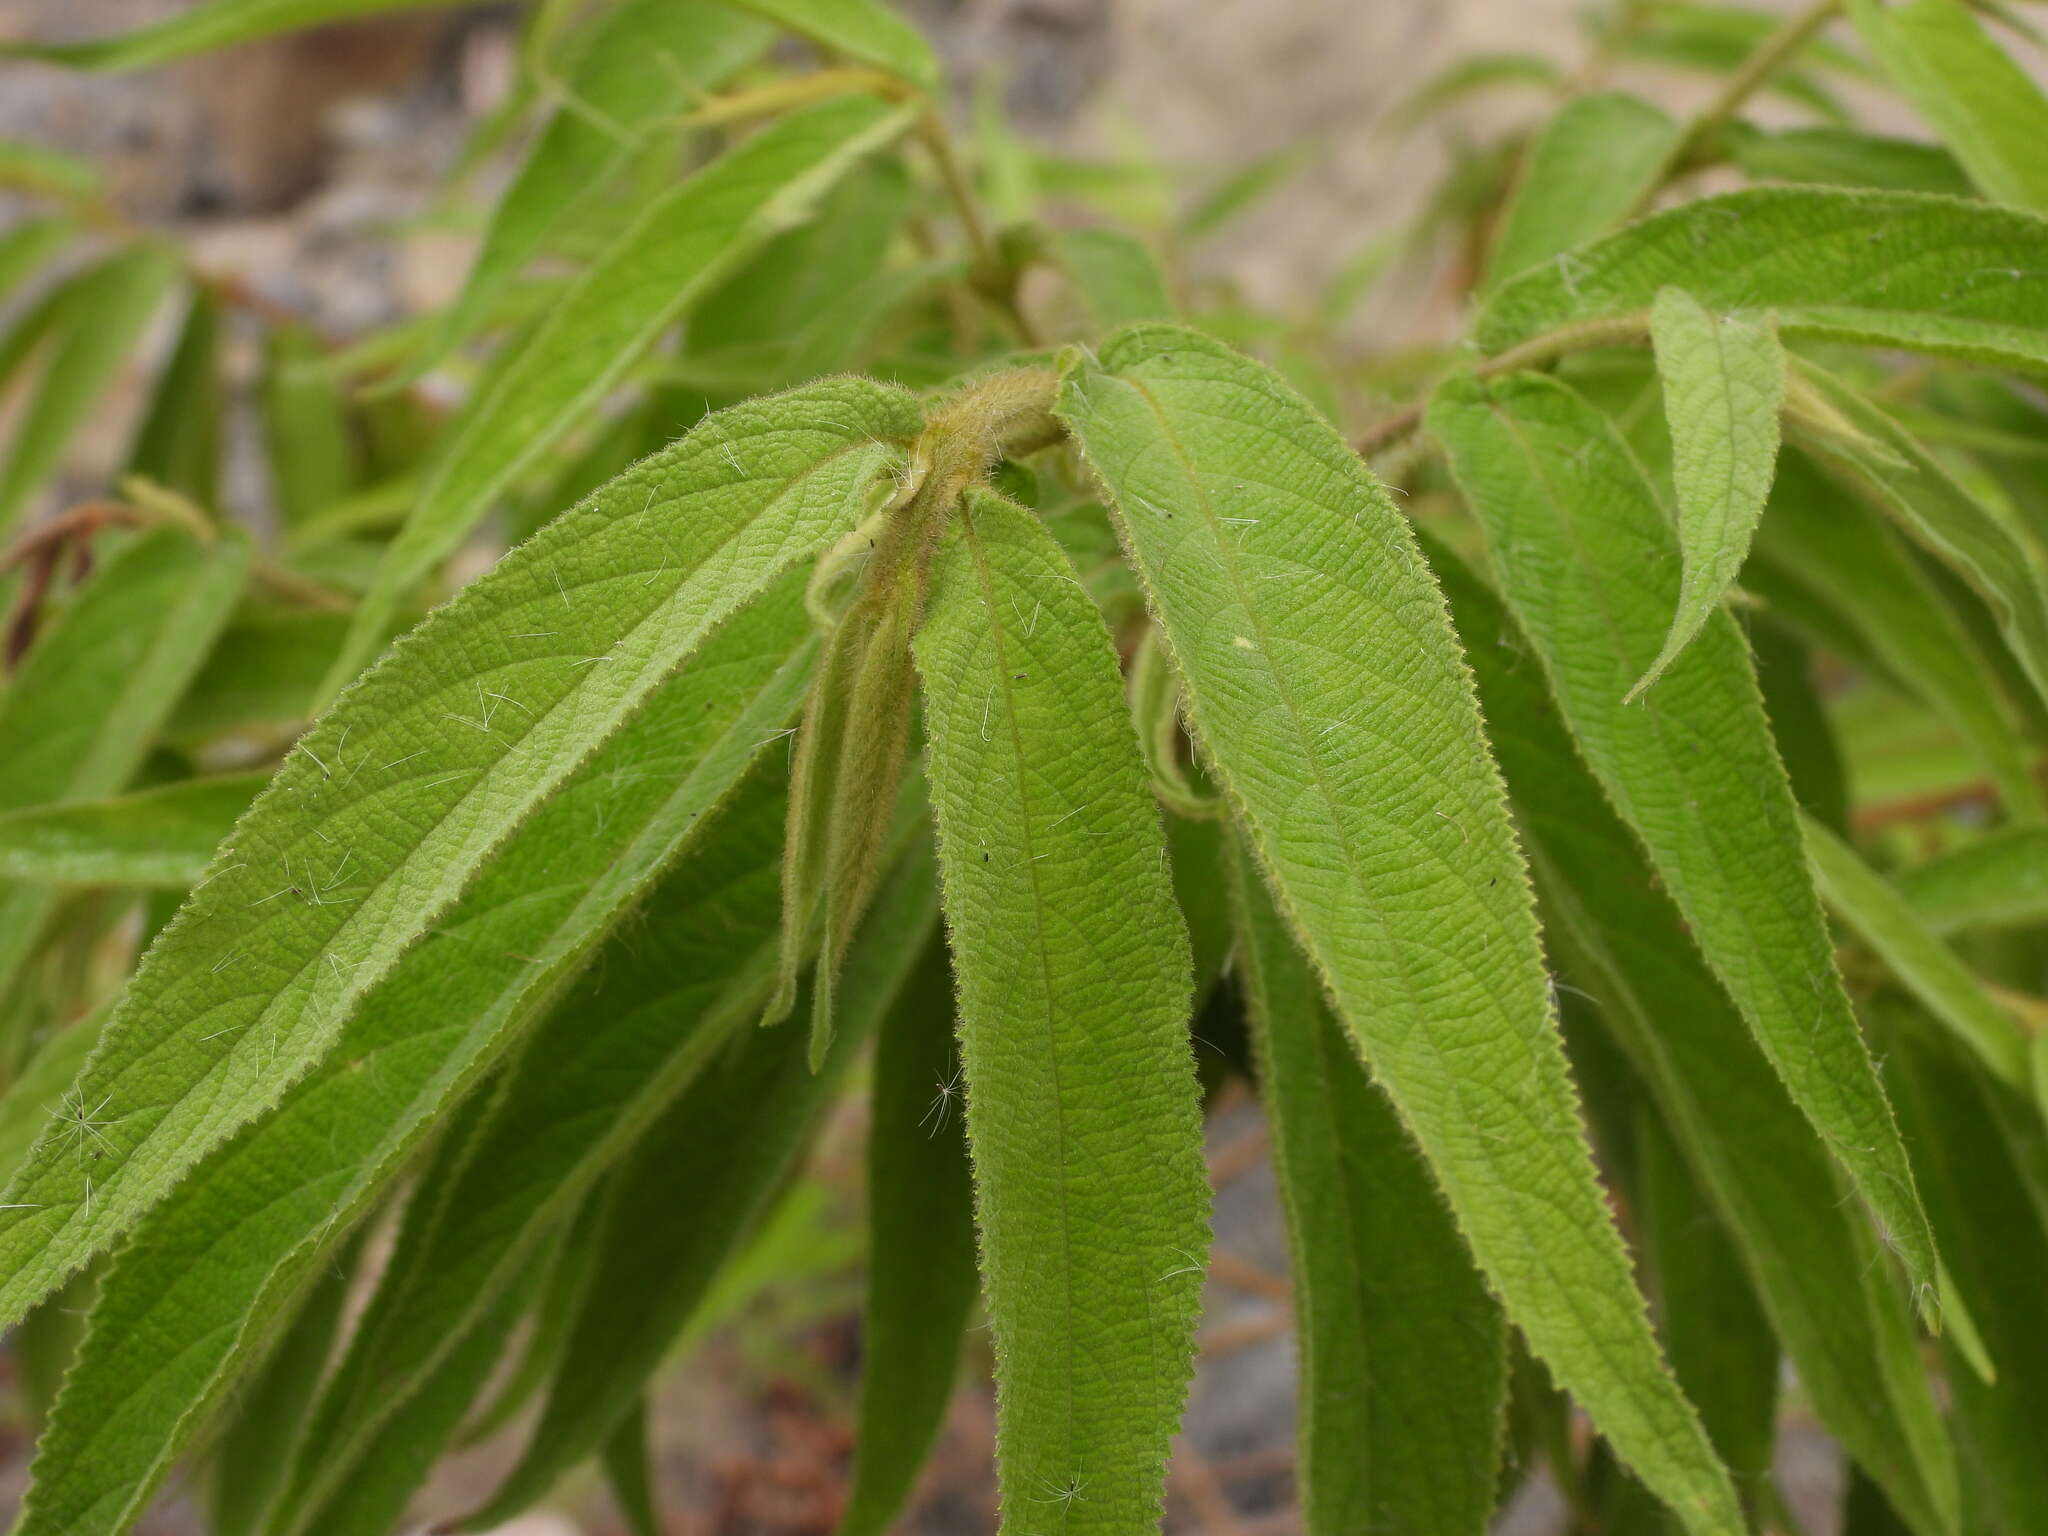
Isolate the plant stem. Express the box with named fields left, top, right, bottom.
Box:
left=915, top=112, right=1043, bottom=347
left=1355, top=311, right=1651, bottom=455
left=1635, top=0, right=1846, bottom=213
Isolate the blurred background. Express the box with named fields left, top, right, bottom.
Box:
left=0, top=2, right=1864, bottom=1532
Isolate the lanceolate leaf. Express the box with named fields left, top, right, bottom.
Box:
left=1756, top=454, right=2043, bottom=820
left=0, top=377, right=914, bottom=1336
left=1226, top=830, right=1505, bottom=1536
left=1633, top=1108, right=1778, bottom=1500
left=0, top=0, right=465, bottom=70
left=1060, top=325, right=1741, bottom=1534
left=0, top=247, right=179, bottom=532
left=1634, top=285, right=1785, bottom=697
left=258, top=325, right=355, bottom=532
left=326, top=95, right=917, bottom=696
left=1422, top=534, right=1959, bottom=1535
left=1476, top=187, right=2048, bottom=376
left=912, top=489, right=1210, bottom=1534
left=125, top=288, right=221, bottom=507
left=714, top=0, right=940, bottom=91
left=0, top=217, right=72, bottom=299
left=839, top=940, right=977, bottom=1536
left=1484, top=93, right=1680, bottom=294
left=274, top=783, right=800, bottom=1531
left=403, top=0, right=773, bottom=382
left=1848, top=0, right=2048, bottom=211
left=1802, top=815, right=2029, bottom=1091
left=1887, top=1023, right=2048, bottom=1535
left=1897, top=827, right=2048, bottom=934
left=206, top=1234, right=359, bottom=1536
left=0, top=527, right=249, bottom=1008
left=1430, top=370, right=1942, bottom=1322
left=18, top=588, right=819, bottom=1536
left=1784, top=363, right=2048, bottom=717
left=464, top=848, right=940, bottom=1528
left=1718, top=124, right=1974, bottom=197
left=0, top=773, right=263, bottom=888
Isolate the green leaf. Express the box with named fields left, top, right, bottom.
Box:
left=0, top=140, right=103, bottom=201
left=258, top=324, right=355, bottom=531
left=164, top=609, right=358, bottom=747
left=1181, top=145, right=1310, bottom=242
left=269, top=781, right=801, bottom=1533
left=1848, top=0, right=2048, bottom=211
left=601, top=1400, right=662, bottom=1536
left=1477, top=186, right=2048, bottom=377
left=912, top=487, right=1209, bottom=1533
left=840, top=940, right=977, bottom=1536
left=1634, top=1108, right=1779, bottom=1499
left=16, top=583, right=821, bottom=1536
left=0, top=376, right=914, bottom=1335
left=0, top=773, right=263, bottom=888
left=124, top=289, right=221, bottom=507
left=1787, top=362, right=2048, bottom=717
left=1755, top=453, right=2044, bottom=820
left=1748, top=614, right=1851, bottom=836
left=1633, top=285, right=1786, bottom=698
left=1060, top=324, right=1741, bottom=1535
left=0, top=246, right=179, bottom=532
left=402, top=0, right=773, bottom=382
left=1897, top=827, right=2048, bottom=934
left=326, top=94, right=917, bottom=697
left=0, top=527, right=249, bottom=1012
left=0, top=0, right=465, bottom=70
left=1484, top=93, right=1681, bottom=294
left=205, top=1233, right=359, bottom=1536
left=1225, top=829, right=1505, bottom=1535
left=1803, top=815, right=2029, bottom=1091
left=1430, top=370, right=1943, bottom=1324
left=1422, top=533, right=1960, bottom=1535
left=1056, top=228, right=1176, bottom=332
left=713, top=0, right=940, bottom=91
left=464, top=845, right=940, bottom=1528
left=1887, top=1022, right=2048, bottom=1535
left=0, top=217, right=74, bottom=300
left=1717, top=123, right=1974, bottom=197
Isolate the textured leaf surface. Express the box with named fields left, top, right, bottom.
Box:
left=328, top=95, right=916, bottom=693
left=913, top=488, right=1209, bottom=1534
left=1898, top=828, right=2048, bottom=934
left=0, top=774, right=262, bottom=889
left=1484, top=93, right=1679, bottom=294
left=1636, top=285, right=1785, bottom=697
left=715, top=0, right=940, bottom=90
left=0, top=377, right=913, bottom=1336
left=0, top=247, right=178, bottom=531
left=1756, top=455, right=2042, bottom=820
left=467, top=847, right=940, bottom=1527
left=0, top=0, right=462, bottom=69
left=1786, top=363, right=2048, bottom=717
left=405, top=0, right=771, bottom=381
left=274, top=779, right=797, bottom=1531
left=1476, top=187, right=2048, bottom=376
left=1226, top=830, right=1504, bottom=1536
left=20, top=589, right=819, bottom=1536
left=1060, top=325, right=1740, bottom=1534
left=1423, top=535, right=1959, bottom=1535
left=1804, top=816, right=2028, bottom=1091
left=0, top=528, right=249, bottom=1004
left=840, top=941, right=977, bottom=1536
left=1430, top=371, right=1941, bottom=1318
left=0, top=1009, right=106, bottom=1182
left=1848, top=0, right=2048, bottom=210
